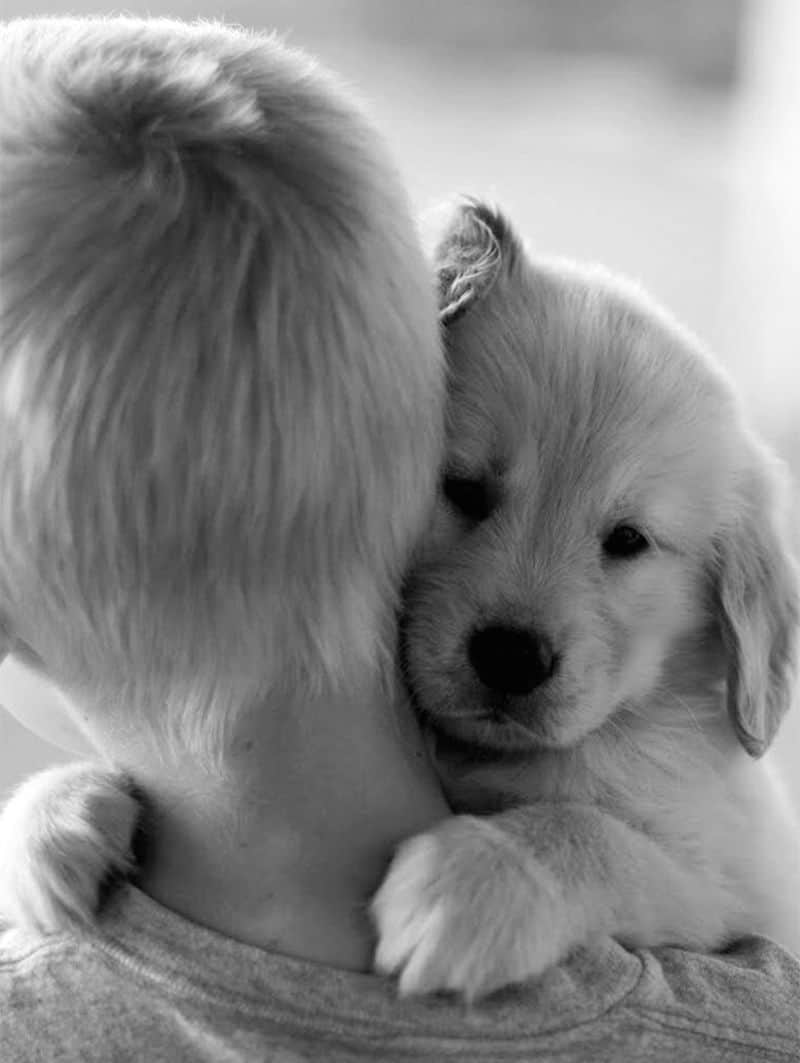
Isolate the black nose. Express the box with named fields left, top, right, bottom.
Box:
left=468, top=624, right=556, bottom=696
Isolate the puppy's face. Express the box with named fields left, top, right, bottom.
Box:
left=403, top=204, right=798, bottom=755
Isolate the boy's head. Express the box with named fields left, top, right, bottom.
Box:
left=0, top=18, right=444, bottom=754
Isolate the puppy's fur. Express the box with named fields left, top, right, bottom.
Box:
left=3, top=199, right=800, bottom=1001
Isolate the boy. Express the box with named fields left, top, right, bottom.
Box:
left=0, top=9, right=448, bottom=983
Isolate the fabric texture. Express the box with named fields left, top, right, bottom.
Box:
left=1, top=884, right=798, bottom=1062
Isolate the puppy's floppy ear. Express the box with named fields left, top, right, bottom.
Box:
left=716, top=457, right=800, bottom=757
left=435, top=200, right=520, bottom=325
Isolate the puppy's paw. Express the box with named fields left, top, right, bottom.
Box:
left=372, top=815, right=573, bottom=1001
left=0, top=763, right=142, bottom=935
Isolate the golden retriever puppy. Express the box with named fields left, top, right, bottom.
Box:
left=3, top=201, right=799, bottom=1002
left=372, top=201, right=800, bottom=998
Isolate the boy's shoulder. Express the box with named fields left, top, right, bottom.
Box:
left=616, top=937, right=800, bottom=1060
left=1, top=903, right=798, bottom=1063
left=0, top=925, right=130, bottom=1062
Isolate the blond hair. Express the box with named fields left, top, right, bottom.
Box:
left=0, top=18, right=443, bottom=754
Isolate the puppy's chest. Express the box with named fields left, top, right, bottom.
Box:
left=435, top=748, right=601, bottom=815
left=434, top=739, right=716, bottom=843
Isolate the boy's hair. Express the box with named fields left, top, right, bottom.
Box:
left=0, top=18, right=444, bottom=755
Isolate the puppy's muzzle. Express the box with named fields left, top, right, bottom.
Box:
left=468, top=624, right=557, bottom=696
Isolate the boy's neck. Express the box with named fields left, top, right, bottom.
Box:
left=120, top=681, right=449, bottom=971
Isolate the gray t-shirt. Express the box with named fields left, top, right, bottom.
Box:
left=1, top=885, right=798, bottom=1062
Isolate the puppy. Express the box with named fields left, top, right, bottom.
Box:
left=2, top=203, right=799, bottom=1002
left=372, top=202, right=800, bottom=998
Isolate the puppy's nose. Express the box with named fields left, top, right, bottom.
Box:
left=468, top=624, right=556, bottom=696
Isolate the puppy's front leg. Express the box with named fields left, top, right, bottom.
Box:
left=0, top=763, right=142, bottom=934
left=372, top=803, right=732, bottom=1001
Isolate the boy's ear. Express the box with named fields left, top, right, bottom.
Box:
left=435, top=200, right=520, bottom=325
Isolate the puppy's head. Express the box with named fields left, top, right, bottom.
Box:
left=403, top=201, right=798, bottom=756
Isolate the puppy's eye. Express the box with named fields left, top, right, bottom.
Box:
left=441, top=474, right=494, bottom=523
left=602, top=524, right=650, bottom=559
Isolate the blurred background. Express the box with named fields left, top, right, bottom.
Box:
left=2, top=0, right=799, bottom=805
